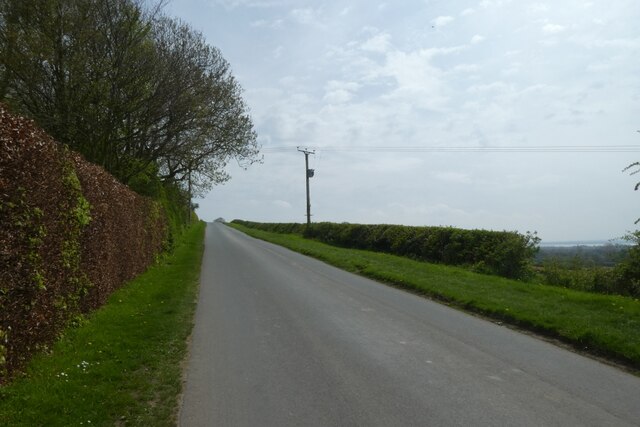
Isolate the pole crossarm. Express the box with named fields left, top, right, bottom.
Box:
left=296, top=147, right=315, bottom=155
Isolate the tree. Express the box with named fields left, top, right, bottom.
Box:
left=0, top=0, right=259, bottom=194
left=138, top=16, right=260, bottom=195
left=615, top=143, right=640, bottom=296
left=623, top=161, right=640, bottom=223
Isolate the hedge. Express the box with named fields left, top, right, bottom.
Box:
left=232, top=220, right=539, bottom=279
left=0, top=104, right=167, bottom=382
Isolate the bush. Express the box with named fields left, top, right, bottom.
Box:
left=538, top=255, right=639, bottom=298
left=610, top=232, right=640, bottom=296
left=0, top=104, right=168, bottom=382
left=232, top=220, right=540, bottom=279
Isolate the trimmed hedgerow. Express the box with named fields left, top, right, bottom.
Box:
left=232, top=220, right=540, bottom=279
left=0, top=104, right=167, bottom=382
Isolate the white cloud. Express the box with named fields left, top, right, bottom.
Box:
left=467, top=81, right=510, bottom=94
left=480, top=0, right=512, bottom=8
left=452, top=63, right=480, bottom=73
left=433, top=172, right=473, bottom=184
left=325, top=80, right=360, bottom=92
left=586, top=61, right=611, bottom=72
left=361, top=32, right=392, bottom=53
left=323, top=89, right=352, bottom=104
left=388, top=202, right=472, bottom=222
left=213, top=0, right=292, bottom=8
left=291, top=8, right=317, bottom=25
left=584, top=37, right=640, bottom=49
left=352, top=156, right=422, bottom=173
left=424, top=45, right=467, bottom=56
left=323, top=81, right=360, bottom=104
left=432, top=16, right=454, bottom=28
left=377, top=49, right=451, bottom=110
left=471, top=34, right=485, bottom=44
left=542, top=23, right=565, bottom=34
left=272, top=200, right=292, bottom=209
left=501, top=62, right=521, bottom=76
left=527, top=3, right=549, bottom=13
left=251, top=18, right=283, bottom=28
left=461, top=8, right=475, bottom=16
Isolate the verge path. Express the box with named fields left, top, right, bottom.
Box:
left=180, top=222, right=640, bottom=426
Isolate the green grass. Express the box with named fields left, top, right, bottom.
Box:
left=231, top=224, right=640, bottom=371
left=0, top=221, right=206, bottom=426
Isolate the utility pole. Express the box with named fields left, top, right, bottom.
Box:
left=297, top=147, right=315, bottom=225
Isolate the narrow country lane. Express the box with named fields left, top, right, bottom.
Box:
left=179, top=222, right=640, bottom=426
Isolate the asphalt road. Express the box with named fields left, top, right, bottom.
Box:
left=179, top=222, right=640, bottom=426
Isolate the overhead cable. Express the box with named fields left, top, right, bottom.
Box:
left=261, top=145, right=640, bottom=153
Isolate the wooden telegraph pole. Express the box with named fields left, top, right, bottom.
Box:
left=297, top=147, right=315, bottom=225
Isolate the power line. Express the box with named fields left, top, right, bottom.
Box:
left=262, top=145, right=640, bottom=153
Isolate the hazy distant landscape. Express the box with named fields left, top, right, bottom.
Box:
left=536, top=244, right=630, bottom=268
left=541, top=239, right=630, bottom=247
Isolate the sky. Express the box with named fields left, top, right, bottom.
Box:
left=166, top=0, right=640, bottom=243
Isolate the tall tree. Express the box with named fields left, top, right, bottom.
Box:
left=149, top=16, right=259, bottom=195
left=0, top=0, right=259, bottom=193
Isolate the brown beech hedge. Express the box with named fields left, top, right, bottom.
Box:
left=232, top=220, right=540, bottom=280
left=0, top=104, right=167, bottom=382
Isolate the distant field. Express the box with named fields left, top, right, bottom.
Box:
left=536, top=244, right=629, bottom=267
left=230, top=223, right=640, bottom=372
left=541, top=240, right=629, bottom=247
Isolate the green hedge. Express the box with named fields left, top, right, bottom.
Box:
left=232, top=221, right=540, bottom=279
left=0, top=104, right=168, bottom=383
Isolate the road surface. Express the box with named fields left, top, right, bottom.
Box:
left=180, top=222, right=640, bottom=426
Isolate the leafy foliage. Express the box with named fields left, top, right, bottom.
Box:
left=0, top=222, right=205, bottom=426
left=0, top=0, right=259, bottom=195
left=233, top=220, right=540, bottom=279
left=0, top=104, right=167, bottom=383
left=0, top=0, right=245, bottom=385
left=623, top=161, right=640, bottom=224
left=613, top=231, right=640, bottom=296
left=536, top=245, right=629, bottom=268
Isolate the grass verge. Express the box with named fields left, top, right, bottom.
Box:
left=231, top=223, right=640, bottom=371
left=0, top=221, right=206, bottom=426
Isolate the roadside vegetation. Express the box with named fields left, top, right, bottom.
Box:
left=0, top=221, right=205, bottom=427
left=230, top=223, right=640, bottom=371
left=0, top=0, right=260, bottom=195
left=536, top=244, right=629, bottom=267
left=533, top=236, right=640, bottom=297
left=233, top=221, right=640, bottom=299
left=0, top=0, right=253, bottom=422
left=1, top=0, right=258, bottom=381
left=232, top=220, right=540, bottom=279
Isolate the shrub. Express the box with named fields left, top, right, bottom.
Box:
left=538, top=255, right=639, bottom=298
left=0, top=104, right=168, bottom=382
left=232, top=220, right=540, bottom=279
left=610, top=232, right=640, bottom=297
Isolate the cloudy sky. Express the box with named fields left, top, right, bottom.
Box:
left=167, top=0, right=640, bottom=243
